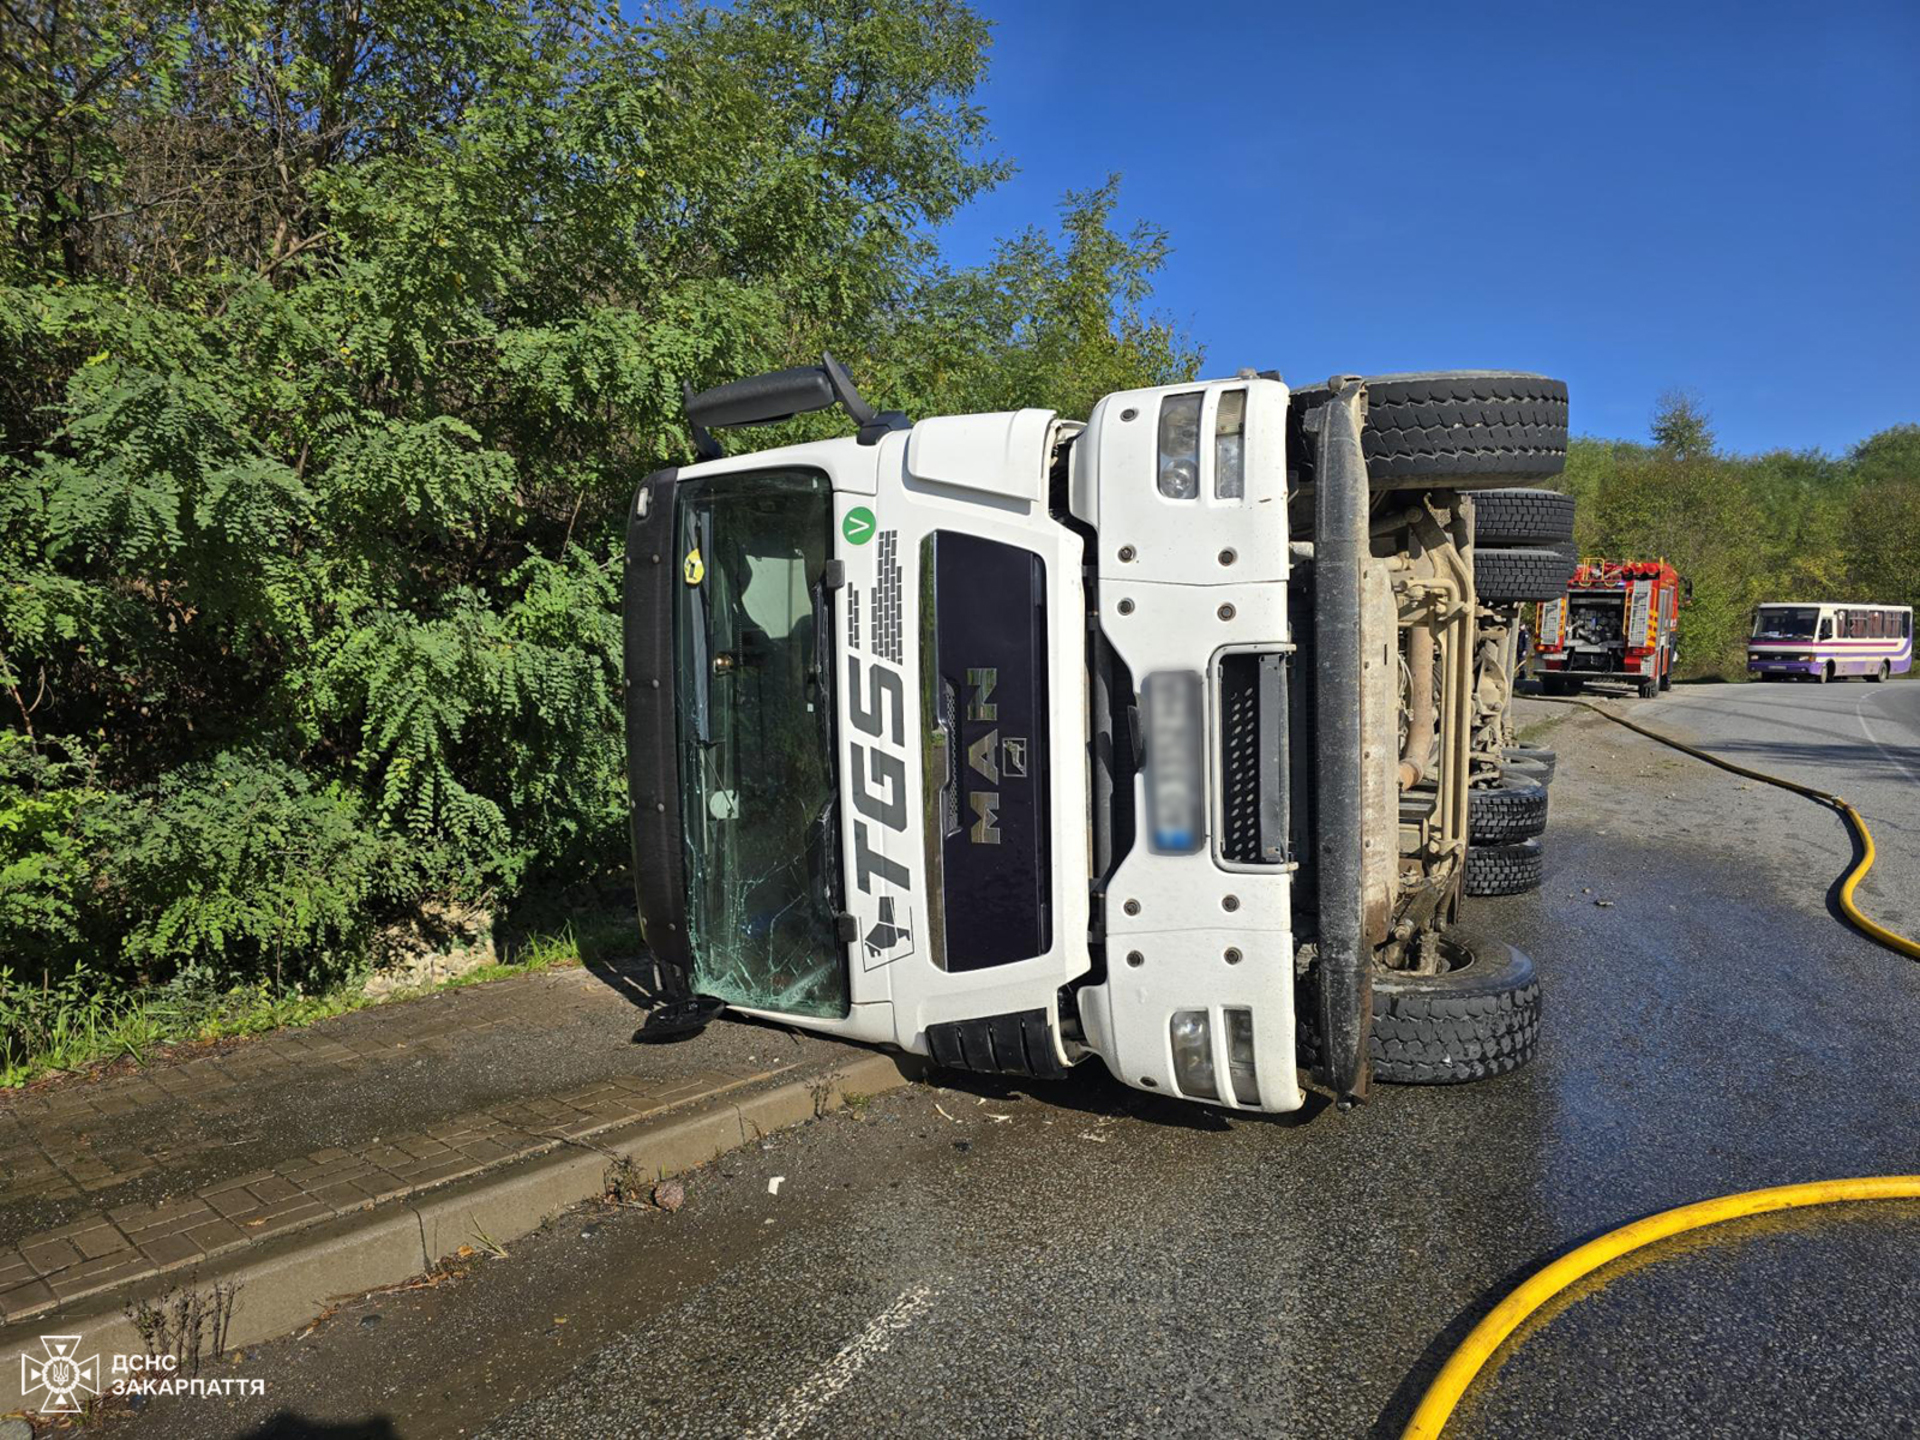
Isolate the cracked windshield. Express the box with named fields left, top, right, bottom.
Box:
left=675, top=469, right=846, bottom=1016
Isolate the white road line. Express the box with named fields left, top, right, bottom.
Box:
left=744, top=1283, right=937, bottom=1440
left=1854, top=691, right=1920, bottom=790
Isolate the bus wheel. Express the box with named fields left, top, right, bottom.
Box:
left=1819, top=661, right=1834, bottom=684
left=1871, top=660, right=1890, bottom=683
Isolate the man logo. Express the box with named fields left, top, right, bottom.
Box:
left=1001, top=736, right=1027, bottom=778
left=20, top=1335, right=99, bottom=1412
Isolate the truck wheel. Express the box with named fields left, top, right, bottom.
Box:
left=1371, top=934, right=1541, bottom=1084
left=1469, top=772, right=1549, bottom=842
left=1475, top=546, right=1578, bottom=603
left=1287, top=372, right=1567, bottom=489
left=1463, top=837, right=1544, bottom=896
left=1472, top=488, right=1575, bottom=546
left=1503, top=742, right=1556, bottom=784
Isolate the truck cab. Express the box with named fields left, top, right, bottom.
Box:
left=626, top=361, right=1566, bottom=1111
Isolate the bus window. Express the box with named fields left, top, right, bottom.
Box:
left=1870, top=610, right=1883, bottom=638
left=1906, top=613, right=1913, bottom=639
left=1819, top=615, right=1833, bottom=640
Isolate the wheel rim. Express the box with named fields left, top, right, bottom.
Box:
left=1382, top=932, right=1484, bottom=982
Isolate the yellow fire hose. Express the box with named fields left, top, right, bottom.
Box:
left=1402, top=1176, right=1920, bottom=1439
left=1404, top=696, right=1920, bottom=1439
left=1545, top=695, right=1920, bottom=960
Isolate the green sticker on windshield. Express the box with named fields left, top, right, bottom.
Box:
left=842, top=506, right=876, bottom=546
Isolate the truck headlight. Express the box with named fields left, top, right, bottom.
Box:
left=1157, top=392, right=1202, bottom=499
left=1214, top=389, right=1246, bottom=499
left=1169, top=1010, right=1217, bottom=1100
left=1225, top=1008, right=1259, bottom=1105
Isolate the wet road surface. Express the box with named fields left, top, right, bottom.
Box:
left=100, top=684, right=1920, bottom=1439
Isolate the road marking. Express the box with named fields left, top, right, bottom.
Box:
left=745, top=1283, right=936, bottom=1439
left=1854, top=692, right=1920, bottom=790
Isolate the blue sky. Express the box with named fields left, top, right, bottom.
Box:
left=933, top=1, right=1920, bottom=455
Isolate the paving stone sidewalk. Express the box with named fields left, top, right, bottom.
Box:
left=0, top=958, right=859, bottom=1326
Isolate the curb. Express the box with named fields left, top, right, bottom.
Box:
left=0, top=1049, right=921, bottom=1409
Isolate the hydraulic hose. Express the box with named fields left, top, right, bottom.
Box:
left=1537, top=695, right=1920, bottom=961
left=1402, top=1176, right=1920, bottom=1439
left=1404, top=695, right=1920, bottom=1438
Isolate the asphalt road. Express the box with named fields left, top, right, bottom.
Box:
left=99, top=680, right=1920, bottom=1440
left=1635, top=674, right=1920, bottom=942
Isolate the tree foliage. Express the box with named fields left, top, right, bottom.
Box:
left=0, top=0, right=1195, bottom=998
left=1558, top=417, right=1919, bottom=678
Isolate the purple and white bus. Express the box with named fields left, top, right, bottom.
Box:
left=1748, top=602, right=1913, bottom=682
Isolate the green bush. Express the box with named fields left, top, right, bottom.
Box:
left=108, top=752, right=392, bottom=991
left=0, top=732, right=113, bottom=975
left=0, top=0, right=1196, bottom=1024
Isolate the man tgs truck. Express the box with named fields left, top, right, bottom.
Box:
left=625, top=362, right=1566, bottom=1111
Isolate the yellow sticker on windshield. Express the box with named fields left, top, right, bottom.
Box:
left=683, top=547, right=704, bottom=585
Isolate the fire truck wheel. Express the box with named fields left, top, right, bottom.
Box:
left=1370, top=934, right=1541, bottom=1084
left=1471, top=488, right=1576, bottom=546
left=1463, top=837, right=1544, bottom=896
left=1286, top=372, right=1567, bottom=488
left=1469, top=772, right=1549, bottom=842
left=1503, top=742, right=1556, bottom=784
left=1475, top=546, right=1578, bottom=603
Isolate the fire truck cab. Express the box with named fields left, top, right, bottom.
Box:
left=1535, top=557, right=1688, bottom=699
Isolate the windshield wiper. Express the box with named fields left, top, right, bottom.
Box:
left=687, top=510, right=716, bottom=744
left=808, top=565, right=843, bottom=907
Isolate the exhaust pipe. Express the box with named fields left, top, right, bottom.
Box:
left=1311, top=381, right=1373, bottom=1107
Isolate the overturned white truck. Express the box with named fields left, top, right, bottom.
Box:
left=625, top=364, right=1567, bottom=1110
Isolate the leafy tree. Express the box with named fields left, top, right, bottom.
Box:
left=1651, top=388, right=1715, bottom=460
left=0, top=0, right=1194, bottom=999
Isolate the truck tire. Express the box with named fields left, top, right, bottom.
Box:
left=1295, top=932, right=1542, bottom=1085
left=1470, top=772, right=1549, bottom=842
left=1463, top=837, right=1544, bottom=896
left=1371, top=935, right=1541, bottom=1084
left=1503, top=743, right=1556, bottom=784
left=1287, top=372, right=1567, bottom=489
left=1476, top=546, right=1578, bottom=603
left=1472, top=488, right=1575, bottom=546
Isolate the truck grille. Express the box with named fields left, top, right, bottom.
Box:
left=1218, top=652, right=1288, bottom=865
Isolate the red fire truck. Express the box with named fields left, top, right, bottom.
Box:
left=1534, top=557, right=1688, bottom=699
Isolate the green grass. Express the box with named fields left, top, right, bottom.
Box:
left=0, top=912, right=637, bottom=1089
